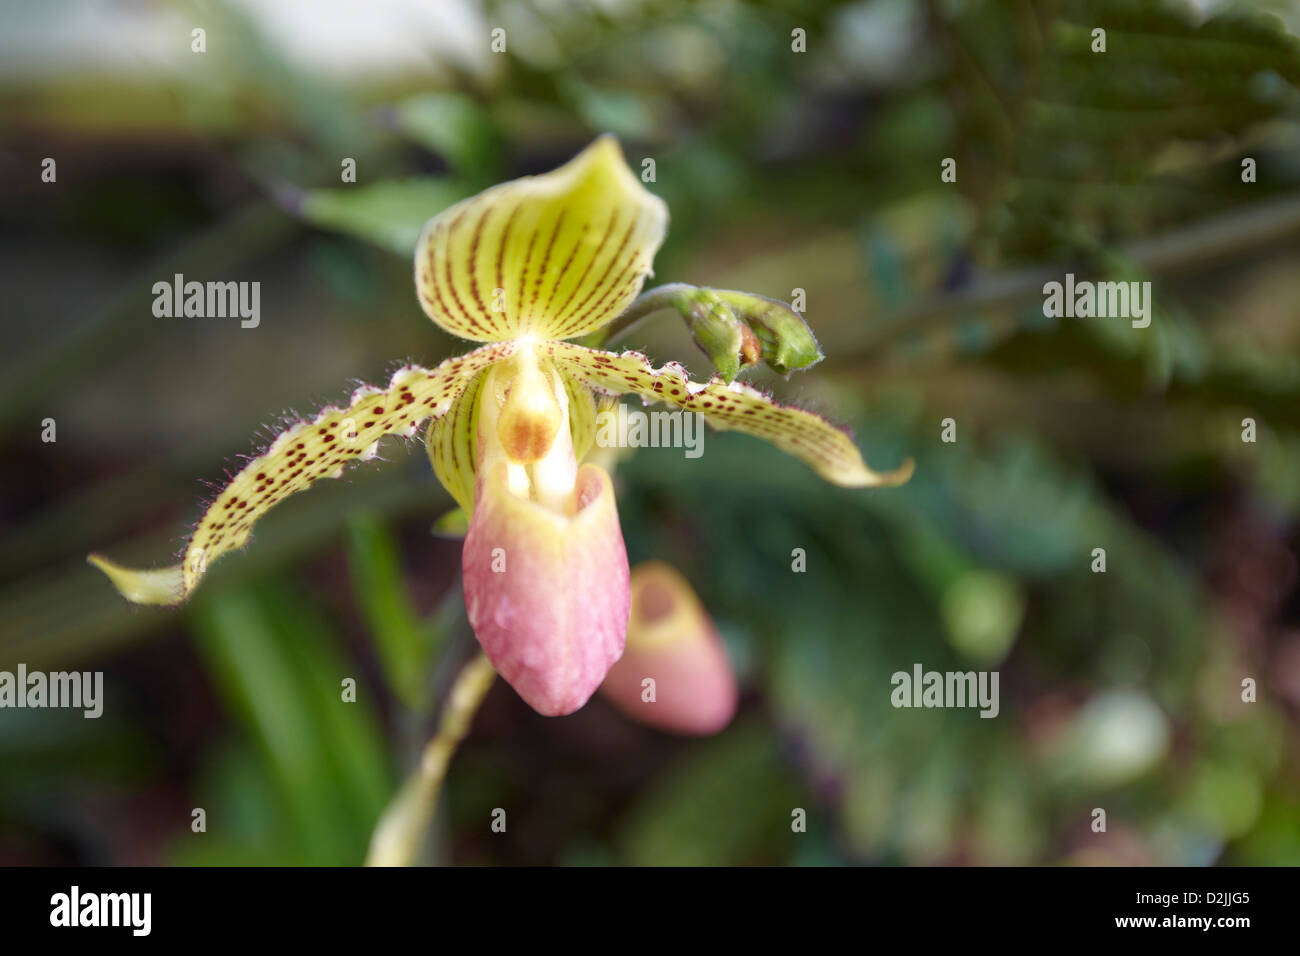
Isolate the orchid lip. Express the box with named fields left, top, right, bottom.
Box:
left=461, top=460, right=630, bottom=716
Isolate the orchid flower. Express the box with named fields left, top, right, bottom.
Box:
left=600, top=561, right=738, bottom=736
left=90, top=136, right=912, bottom=717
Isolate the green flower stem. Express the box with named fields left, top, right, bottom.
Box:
left=589, top=282, right=698, bottom=347
left=365, top=653, right=496, bottom=866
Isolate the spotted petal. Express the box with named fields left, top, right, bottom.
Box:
left=414, top=135, right=668, bottom=343
left=90, top=342, right=519, bottom=605
left=541, top=342, right=914, bottom=487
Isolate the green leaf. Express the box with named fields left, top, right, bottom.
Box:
left=345, top=513, right=441, bottom=708
left=295, top=178, right=469, bottom=256
left=392, top=92, right=503, bottom=182
left=188, top=582, right=393, bottom=864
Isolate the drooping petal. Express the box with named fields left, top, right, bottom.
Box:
left=89, top=341, right=519, bottom=605
left=599, top=562, right=738, bottom=736
left=414, top=135, right=668, bottom=343
left=462, top=461, right=630, bottom=717
left=541, top=342, right=914, bottom=487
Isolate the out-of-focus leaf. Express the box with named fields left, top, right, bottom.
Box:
left=1228, top=795, right=1300, bottom=865
left=1179, top=760, right=1263, bottom=840
left=430, top=507, right=469, bottom=538
left=292, top=179, right=469, bottom=256
left=189, top=589, right=345, bottom=863
left=169, top=743, right=296, bottom=867
left=393, top=92, right=503, bottom=182
left=939, top=569, right=1025, bottom=664
left=188, top=582, right=393, bottom=865
left=940, top=0, right=1300, bottom=260
left=557, top=74, right=657, bottom=140
left=614, top=721, right=806, bottom=866
left=345, top=513, right=442, bottom=708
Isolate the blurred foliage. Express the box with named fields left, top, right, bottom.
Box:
left=180, top=583, right=393, bottom=865
left=2, top=0, right=1300, bottom=866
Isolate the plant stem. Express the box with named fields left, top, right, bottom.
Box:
left=365, top=652, right=497, bottom=866
left=584, top=282, right=696, bottom=347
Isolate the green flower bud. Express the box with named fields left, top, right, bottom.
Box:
left=668, top=286, right=822, bottom=381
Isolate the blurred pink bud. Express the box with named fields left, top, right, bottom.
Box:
left=462, top=461, right=630, bottom=716
left=599, top=561, right=738, bottom=735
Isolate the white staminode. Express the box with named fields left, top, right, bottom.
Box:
left=479, top=353, right=579, bottom=514
left=528, top=371, right=578, bottom=513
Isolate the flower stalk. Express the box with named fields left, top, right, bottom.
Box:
left=365, top=653, right=496, bottom=867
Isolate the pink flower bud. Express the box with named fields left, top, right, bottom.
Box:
left=600, top=561, right=737, bottom=735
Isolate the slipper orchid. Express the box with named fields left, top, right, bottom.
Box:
left=600, top=561, right=738, bottom=736
left=90, top=135, right=911, bottom=717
